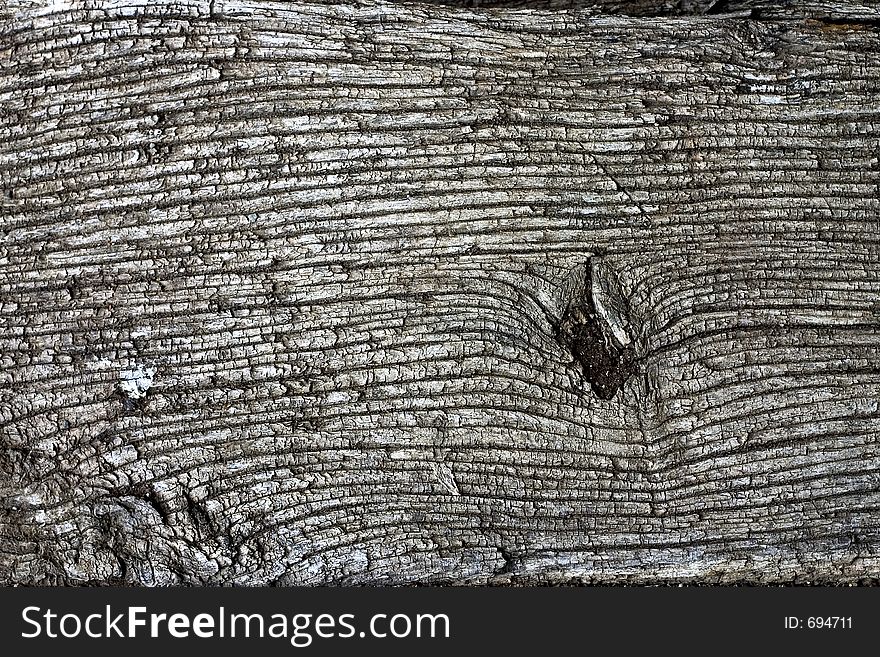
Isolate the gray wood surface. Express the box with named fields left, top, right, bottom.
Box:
left=1, top=0, right=879, bottom=585
left=430, top=0, right=880, bottom=20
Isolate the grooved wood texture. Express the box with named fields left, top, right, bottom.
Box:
left=427, top=0, right=880, bottom=20
left=1, top=0, right=879, bottom=584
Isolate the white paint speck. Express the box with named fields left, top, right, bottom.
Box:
left=325, top=390, right=349, bottom=404
left=49, top=0, right=72, bottom=12
left=119, top=364, right=156, bottom=399
left=102, top=445, right=138, bottom=467
left=30, top=0, right=74, bottom=16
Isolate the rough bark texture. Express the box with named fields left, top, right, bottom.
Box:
left=1, top=0, right=879, bottom=585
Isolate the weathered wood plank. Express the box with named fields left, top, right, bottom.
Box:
left=6, top=1, right=880, bottom=21
left=1, top=0, right=879, bottom=584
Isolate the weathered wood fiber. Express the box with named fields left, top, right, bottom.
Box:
left=428, top=0, right=880, bottom=21
left=1, top=0, right=879, bottom=585
left=5, top=1, right=880, bottom=21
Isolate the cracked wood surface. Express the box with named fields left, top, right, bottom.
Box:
left=1, top=0, right=880, bottom=585
left=429, top=0, right=880, bottom=20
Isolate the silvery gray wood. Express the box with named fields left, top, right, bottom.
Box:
left=430, top=0, right=880, bottom=20
left=1, top=0, right=879, bottom=585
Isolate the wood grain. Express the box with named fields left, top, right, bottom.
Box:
left=1, top=0, right=879, bottom=585
left=429, top=0, right=880, bottom=20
